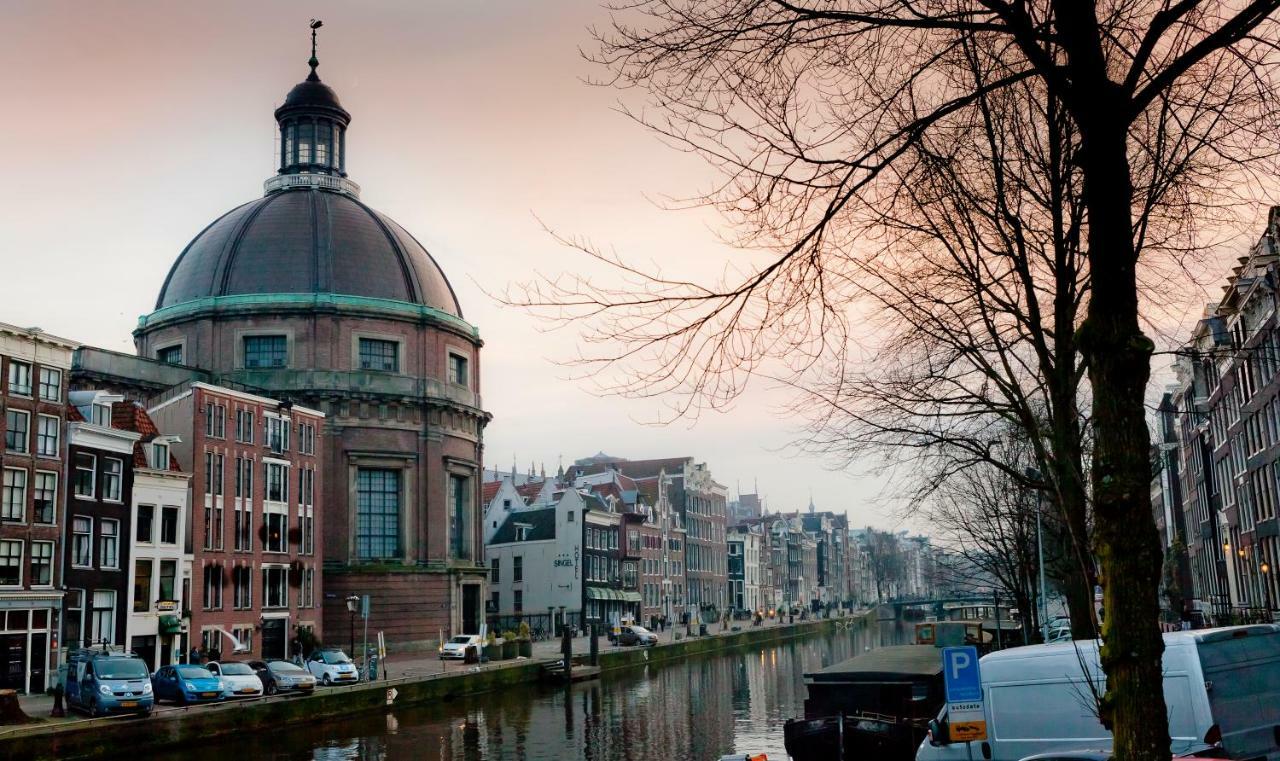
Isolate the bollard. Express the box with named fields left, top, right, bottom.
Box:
left=561, top=627, right=573, bottom=682
left=51, top=684, right=65, bottom=718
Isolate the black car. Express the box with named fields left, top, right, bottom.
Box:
left=617, top=625, right=659, bottom=646
left=247, top=659, right=317, bottom=696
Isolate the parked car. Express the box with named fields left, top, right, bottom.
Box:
left=618, top=625, right=659, bottom=647
left=1044, top=621, right=1073, bottom=644
left=64, top=649, right=154, bottom=717
left=439, top=634, right=481, bottom=660
left=205, top=661, right=264, bottom=698
left=306, top=648, right=359, bottom=685
left=151, top=664, right=227, bottom=705
left=249, top=659, right=317, bottom=695
left=919, top=624, right=1280, bottom=761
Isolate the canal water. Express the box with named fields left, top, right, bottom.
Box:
left=145, top=619, right=910, bottom=761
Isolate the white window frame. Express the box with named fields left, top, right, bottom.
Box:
left=33, top=470, right=56, bottom=524
left=2, top=467, right=26, bottom=522
left=72, top=516, right=93, bottom=568
left=30, top=540, right=54, bottom=587
left=74, top=452, right=96, bottom=499
left=102, top=457, right=123, bottom=502
left=38, top=366, right=61, bottom=402
left=36, top=414, right=59, bottom=457
left=100, top=518, right=120, bottom=570
left=90, top=590, right=116, bottom=646
left=5, top=409, right=29, bottom=453
left=0, top=539, right=22, bottom=587
left=8, top=360, right=32, bottom=397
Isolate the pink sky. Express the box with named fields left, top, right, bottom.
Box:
left=3, top=1, right=1240, bottom=529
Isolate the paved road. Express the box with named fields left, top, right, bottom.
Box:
left=12, top=611, right=858, bottom=727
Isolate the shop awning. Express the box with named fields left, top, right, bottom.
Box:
left=619, top=591, right=642, bottom=603
left=158, top=615, right=183, bottom=634
left=586, top=587, right=612, bottom=601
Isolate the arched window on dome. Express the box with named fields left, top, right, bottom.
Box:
left=333, top=128, right=343, bottom=173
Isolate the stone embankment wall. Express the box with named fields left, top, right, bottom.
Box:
left=1, top=617, right=858, bottom=760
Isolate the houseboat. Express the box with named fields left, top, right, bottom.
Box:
left=782, top=645, right=945, bottom=761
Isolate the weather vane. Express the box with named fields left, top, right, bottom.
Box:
left=308, top=19, right=323, bottom=75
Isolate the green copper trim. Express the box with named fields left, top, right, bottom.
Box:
left=137, top=293, right=480, bottom=339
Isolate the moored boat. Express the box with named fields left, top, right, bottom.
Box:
left=783, top=645, right=944, bottom=761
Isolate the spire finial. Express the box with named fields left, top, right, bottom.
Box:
left=308, top=19, right=324, bottom=81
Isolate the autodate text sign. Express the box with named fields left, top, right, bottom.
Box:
left=942, top=646, right=987, bottom=742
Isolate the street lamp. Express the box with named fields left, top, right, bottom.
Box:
left=1025, top=468, right=1049, bottom=642
left=1262, top=562, right=1273, bottom=612
left=345, top=595, right=360, bottom=659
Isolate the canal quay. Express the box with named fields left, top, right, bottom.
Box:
left=2, top=614, right=911, bottom=761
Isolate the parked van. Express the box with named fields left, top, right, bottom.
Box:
left=64, top=649, right=155, bottom=717
left=917, top=625, right=1280, bottom=761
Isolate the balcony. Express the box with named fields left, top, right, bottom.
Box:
left=263, top=173, right=361, bottom=197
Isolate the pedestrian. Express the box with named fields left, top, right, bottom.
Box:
left=189, top=645, right=201, bottom=664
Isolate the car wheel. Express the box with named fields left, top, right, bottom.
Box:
left=265, top=681, right=277, bottom=696
left=322, top=674, right=332, bottom=686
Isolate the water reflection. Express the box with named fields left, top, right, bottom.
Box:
left=140, top=619, right=908, bottom=761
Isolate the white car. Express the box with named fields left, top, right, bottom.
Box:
left=306, top=649, right=360, bottom=685
left=205, top=661, right=264, bottom=698
left=438, top=634, right=481, bottom=660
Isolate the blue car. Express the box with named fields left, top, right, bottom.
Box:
left=65, top=650, right=155, bottom=717
left=151, top=664, right=227, bottom=705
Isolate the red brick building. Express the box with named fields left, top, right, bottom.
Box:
left=149, top=382, right=322, bottom=660
left=0, top=322, right=76, bottom=692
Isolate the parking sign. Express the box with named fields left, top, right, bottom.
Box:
left=941, top=646, right=987, bottom=742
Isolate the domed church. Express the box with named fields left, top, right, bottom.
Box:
left=134, top=36, right=490, bottom=646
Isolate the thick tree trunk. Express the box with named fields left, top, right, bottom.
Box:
left=1077, top=116, right=1170, bottom=761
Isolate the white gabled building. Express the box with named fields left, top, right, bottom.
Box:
left=485, top=487, right=589, bottom=635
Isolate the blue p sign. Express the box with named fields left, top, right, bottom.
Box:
left=942, top=646, right=983, bottom=703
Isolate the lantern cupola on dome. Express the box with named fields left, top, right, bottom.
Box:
left=274, top=20, right=350, bottom=179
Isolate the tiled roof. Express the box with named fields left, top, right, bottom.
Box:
left=490, top=507, right=557, bottom=544
left=482, top=481, right=502, bottom=503
left=66, top=405, right=85, bottom=423
left=111, top=401, right=181, bottom=471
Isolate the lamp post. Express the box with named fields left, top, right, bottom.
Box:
left=1263, top=562, right=1273, bottom=613
left=345, top=595, right=359, bottom=660
left=1025, top=468, right=1049, bottom=642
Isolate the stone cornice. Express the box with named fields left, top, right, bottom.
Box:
left=135, top=292, right=482, bottom=344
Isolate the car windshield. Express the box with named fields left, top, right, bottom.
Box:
left=218, top=663, right=255, bottom=675
left=320, top=651, right=351, bottom=664
left=270, top=661, right=305, bottom=673
left=176, top=665, right=215, bottom=679
left=631, top=627, right=651, bottom=635
left=448, top=636, right=472, bottom=645
left=95, top=658, right=148, bottom=679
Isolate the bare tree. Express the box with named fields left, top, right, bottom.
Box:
left=504, top=4, right=1280, bottom=759
left=862, top=528, right=905, bottom=602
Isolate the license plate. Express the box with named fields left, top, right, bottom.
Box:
left=201, top=692, right=218, bottom=698
left=120, top=701, right=138, bottom=708
left=339, top=674, right=355, bottom=680
left=238, top=688, right=256, bottom=694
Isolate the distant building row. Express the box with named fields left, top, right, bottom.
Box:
left=480, top=454, right=940, bottom=633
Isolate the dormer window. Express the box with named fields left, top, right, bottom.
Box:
left=149, top=442, right=169, bottom=470
left=91, top=402, right=112, bottom=428
left=515, top=526, right=530, bottom=541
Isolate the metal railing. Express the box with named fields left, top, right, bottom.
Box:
left=263, top=173, right=361, bottom=197
left=485, top=612, right=583, bottom=641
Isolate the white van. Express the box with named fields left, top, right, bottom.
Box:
left=917, top=625, right=1280, bottom=761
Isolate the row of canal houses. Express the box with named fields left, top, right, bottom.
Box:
left=481, top=454, right=892, bottom=635
left=1153, top=206, right=1280, bottom=624
left=1, top=322, right=323, bottom=693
